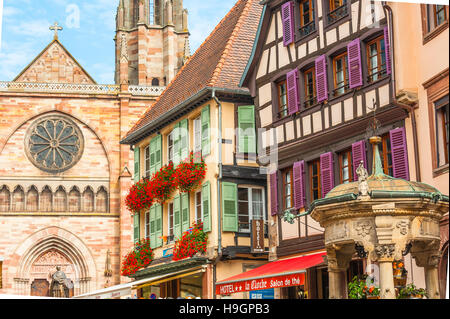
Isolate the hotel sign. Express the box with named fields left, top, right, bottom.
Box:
left=216, top=273, right=305, bottom=295
left=251, top=219, right=264, bottom=253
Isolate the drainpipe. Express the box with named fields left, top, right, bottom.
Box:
left=382, top=2, right=421, bottom=182
left=212, top=89, right=223, bottom=299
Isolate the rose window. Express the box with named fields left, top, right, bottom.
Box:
left=25, top=115, right=84, bottom=173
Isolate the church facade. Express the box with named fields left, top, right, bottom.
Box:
left=0, top=0, right=189, bottom=297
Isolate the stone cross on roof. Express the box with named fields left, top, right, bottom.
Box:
left=50, top=22, right=63, bottom=40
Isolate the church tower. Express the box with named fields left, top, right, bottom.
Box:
left=115, top=0, right=190, bottom=86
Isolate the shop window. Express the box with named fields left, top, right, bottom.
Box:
left=277, top=80, right=288, bottom=118
left=298, top=0, right=316, bottom=38
left=366, top=35, right=387, bottom=83
left=326, top=0, right=348, bottom=26
left=379, top=133, right=394, bottom=176
left=309, top=159, right=321, bottom=201
left=237, top=187, right=265, bottom=232
left=332, top=52, right=349, bottom=97
left=339, top=149, right=353, bottom=184
left=435, top=95, right=449, bottom=167
left=282, top=167, right=294, bottom=210
left=303, top=66, right=317, bottom=108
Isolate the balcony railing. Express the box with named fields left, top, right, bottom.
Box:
left=327, top=4, right=348, bottom=25
left=299, top=20, right=316, bottom=39
left=0, top=81, right=166, bottom=97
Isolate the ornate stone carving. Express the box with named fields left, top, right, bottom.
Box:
left=25, top=115, right=84, bottom=174
left=325, top=221, right=348, bottom=244
left=374, top=244, right=396, bottom=260
left=396, top=220, right=410, bottom=235
left=356, top=161, right=369, bottom=196
left=354, top=220, right=373, bottom=237
left=420, top=218, right=440, bottom=237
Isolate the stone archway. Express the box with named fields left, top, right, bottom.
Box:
left=9, top=226, right=97, bottom=296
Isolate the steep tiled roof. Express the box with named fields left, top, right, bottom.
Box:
left=124, top=0, right=263, bottom=142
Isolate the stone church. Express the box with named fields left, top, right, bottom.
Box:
left=0, top=0, right=190, bottom=297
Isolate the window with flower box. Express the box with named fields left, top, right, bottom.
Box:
left=326, top=0, right=348, bottom=26
left=195, top=191, right=202, bottom=224
left=145, top=211, right=150, bottom=240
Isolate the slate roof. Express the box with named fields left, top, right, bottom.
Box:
left=123, top=0, right=263, bottom=142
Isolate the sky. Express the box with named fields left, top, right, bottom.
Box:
left=0, top=0, right=236, bottom=83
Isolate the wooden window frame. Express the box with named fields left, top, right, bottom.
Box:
left=277, top=80, right=288, bottom=119
left=332, top=52, right=349, bottom=97
left=366, top=35, right=387, bottom=83
left=380, top=133, right=393, bottom=176
left=424, top=68, right=449, bottom=176
left=421, top=4, right=449, bottom=44
left=167, top=202, right=174, bottom=243
left=309, top=159, right=321, bottom=201
left=339, top=149, right=353, bottom=184
left=282, top=167, right=294, bottom=210
left=237, top=187, right=266, bottom=233
left=299, top=0, right=314, bottom=27
left=304, top=66, right=317, bottom=108
left=329, top=0, right=345, bottom=12
left=326, top=0, right=349, bottom=27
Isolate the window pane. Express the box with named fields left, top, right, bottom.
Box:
left=238, top=188, right=249, bottom=232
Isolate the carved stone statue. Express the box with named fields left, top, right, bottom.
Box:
left=356, top=161, right=369, bottom=196
left=50, top=266, right=72, bottom=298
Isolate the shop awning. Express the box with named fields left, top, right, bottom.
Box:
left=74, top=267, right=205, bottom=299
left=216, top=251, right=326, bottom=295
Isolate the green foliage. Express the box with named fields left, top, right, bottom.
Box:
left=397, top=283, right=427, bottom=299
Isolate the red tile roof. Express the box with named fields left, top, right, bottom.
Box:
left=124, top=0, right=263, bottom=141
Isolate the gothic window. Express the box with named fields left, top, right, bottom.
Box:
left=155, top=0, right=161, bottom=25
left=12, top=186, right=25, bottom=212
left=68, top=187, right=81, bottom=212
left=40, top=186, right=53, bottom=212
left=96, top=187, right=108, bottom=213
left=54, top=187, right=67, bottom=212
left=27, top=186, right=39, bottom=211
left=0, top=186, right=10, bottom=211
left=83, top=187, right=94, bottom=212
left=152, top=78, right=160, bottom=86
left=25, top=115, right=84, bottom=174
left=149, top=0, right=155, bottom=25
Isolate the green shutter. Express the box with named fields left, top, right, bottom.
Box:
left=181, top=193, right=190, bottom=232
left=201, top=105, right=210, bottom=156
left=150, top=207, right=156, bottom=249
left=133, top=213, right=140, bottom=243
left=202, top=182, right=211, bottom=232
left=134, top=147, right=140, bottom=182
left=155, top=204, right=163, bottom=248
left=222, top=182, right=238, bottom=232
left=150, top=135, right=162, bottom=175
left=173, top=195, right=181, bottom=239
left=238, top=105, right=256, bottom=154
left=173, top=123, right=180, bottom=165
left=180, top=119, right=189, bottom=161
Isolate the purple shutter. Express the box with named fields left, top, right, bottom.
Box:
left=287, top=69, right=299, bottom=115
left=281, top=1, right=295, bottom=46
left=293, top=161, right=306, bottom=209
left=315, top=55, right=328, bottom=103
left=384, top=27, right=392, bottom=75
left=320, top=152, right=334, bottom=198
left=347, top=38, right=363, bottom=89
left=390, top=127, right=410, bottom=180
left=352, top=140, right=367, bottom=181
left=270, top=172, right=279, bottom=216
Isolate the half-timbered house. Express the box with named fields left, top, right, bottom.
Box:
left=241, top=0, right=413, bottom=299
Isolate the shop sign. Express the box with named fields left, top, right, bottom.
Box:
left=251, top=219, right=264, bottom=253
left=216, top=272, right=305, bottom=295
left=249, top=289, right=274, bottom=299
